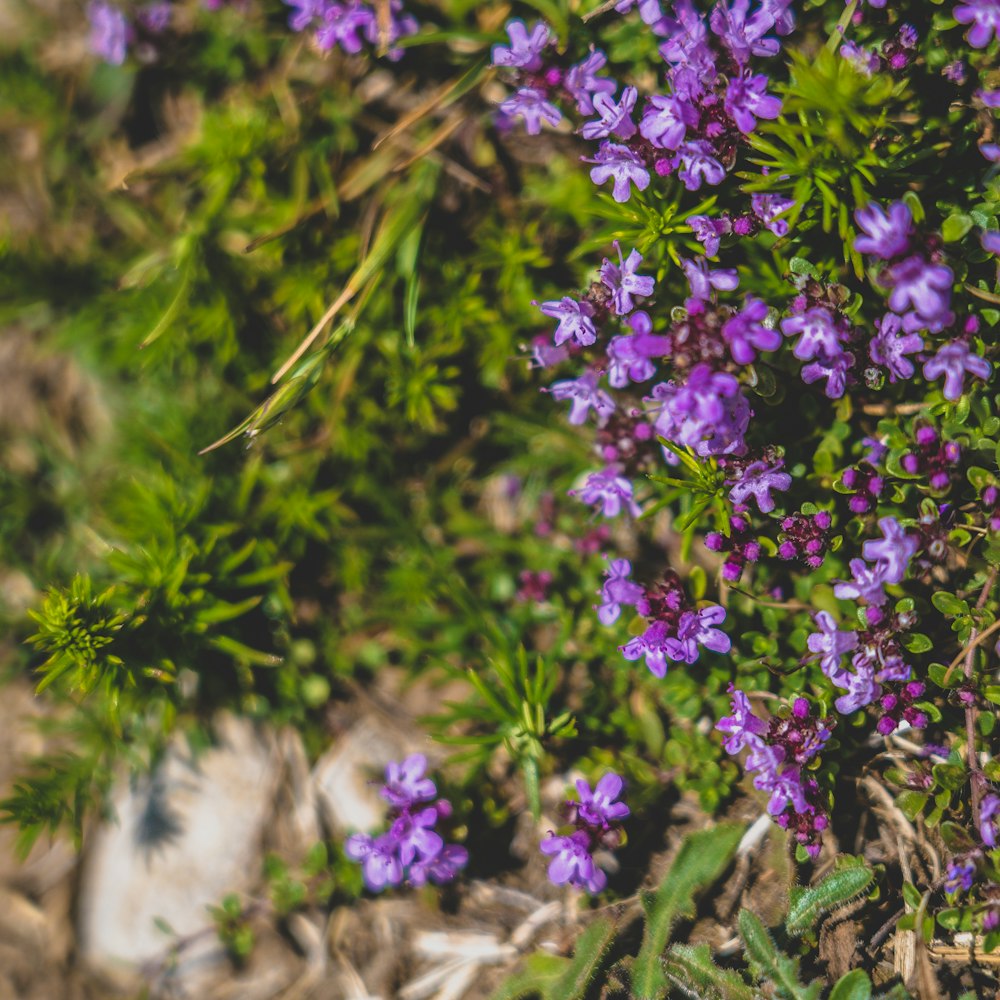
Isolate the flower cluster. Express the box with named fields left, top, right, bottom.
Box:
left=87, top=0, right=172, bottom=64
left=345, top=754, right=467, bottom=892
left=282, top=0, right=417, bottom=58
left=540, top=773, right=629, bottom=893
left=491, top=0, right=789, bottom=200
left=717, top=689, right=832, bottom=857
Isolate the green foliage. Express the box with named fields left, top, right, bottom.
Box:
left=785, top=858, right=878, bottom=937
left=208, top=893, right=255, bottom=964
left=630, top=824, right=744, bottom=1000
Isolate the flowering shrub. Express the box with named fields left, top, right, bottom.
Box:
left=4, top=0, right=1000, bottom=994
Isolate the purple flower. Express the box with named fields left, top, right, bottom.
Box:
left=360, top=0, right=417, bottom=60
left=139, top=3, right=172, bottom=32
left=862, top=517, right=918, bottom=585
left=673, top=140, right=727, bottom=190
left=728, top=459, right=791, bottom=513
left=806, top=611, right=858, bottom=681
left=620, top=619, right=673, bottom=677
left=540, top=830, right=607, bottom=893
left=751, top=192, right=795, bottom=237
left=600, top=243, right=655, bottom=314
left=581, top=87, right=639, bottom=140
left=854, top=201, right=913, bottom=260
left=833, top=558, right=889, bottom=605
left=491, top=19, right=550, bottom=70
left=575, top=773, right=630, bottom=828
left=979, top=89, right=1000, bottom=108
left=982, top=143, right=1000, bottom=162
left=710, top=0, right=783, bottom=63
left=500, top=88, right=563, bottom=135
left=88, top=1, right=130, bottom=64
left=596, top=559, right=645, bottom=625
left=652, top=365, right=751, bottom=457
left=687, top=214, right=732, bottom=256
left=869, top=313, right=923, bottom=382
left=725, top=74, right=782, bottom=134
left=944, top=860, right=976, bottom=895
left=887, top=257, right=954, bottom=329
left=565, top=49, right=616, bottom=115
left=389, top=807, right=444, bottom=866
left=381, top=753, right=437, bottom=809
left=664, top=605, right=731, bottom=663
left=588, top=142, right=650, bottom=202
left=549, top=372, right=616, bottom=426
left=752, top=758, right=812, bottom=816
left=980, top=792, right=1000, bottom=848
left=574, top=469, right=641, bottom=518
left=722, top=295, right=780, bottom=364
left=284, top=0, right=325, bottom=31
left=538, top=297, right=597, bottom=348
left=606, top=330, right=668, bottom=387
left=780, top=307, right=844, bottom=362
left=954, top=0, right=1000, bottom=48
left=832, top=662, right=881, bottom=714
left=801, top=352, right=854, bottom=399
left=639, top=93, right=699, bottom=149
left=345, top=832, right=405, bottom=891
left=922, top=340, right=992, bottom=401
left=316, top=3, right=376, bottom=54
left=681, top=257, right=739, bottom=300
left=983, top=231, right=1000, bottom=254
left=409, top=843, right=469, bottom=886
left=716, top=686, right=768, bottom=754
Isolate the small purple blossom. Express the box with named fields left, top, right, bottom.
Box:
left=981, top=793, right=1000, bottom=848
left=549, top=371, right=616, bottom=426
left=944, top=860, right=976, bottom=895
left=596, top=559, right=646, bottom=625
left=673, top=140, right=727, bottom=190
left=833, top=558, right=889, bottom=605
left=345, top=832, right=405, bottom=891
left=801, top=351, right=854, bottom=399
left=780, top=307, right=845, bottom=362
left=954, top=0, right=1000, bottom=48
left=922, top=339, right=992, bottom=401
left=807, top=611, right=858, bottom=681
left=886, top=256, right=954, bottom=329
left=687, top=214, right=732, bottom=256
left=540, top=830, right=607, bottom=893
left=639, top=93, right=699, bottom=149
left=621, top=620, right=673, bottom=678
left=581, top=87, right=639, bottom=140
left=491, top=19, right=550, bottom=70
left=500, top=88, right=562, bottom=135
left=725, top=74, right=782, bottom=134
left=382, top=754, right=437, bottom=809
left=538, top=297, right=597, bottom=348
left=722, top=296, right=780, bottom=364
left=606, top=329, right=669, bottom=387
left=716, top=686, right=768, bottom=754
left=751, top=192, right=795, bottom=237
left=653, top=365, right=751, bottom=457
left=88, top=1, right=130, bottom=64
left=854, top=201, right=913, bottom=259
left=862, top=517, right=918, bottom=585
left=664, top=605, right=731, bottom=663
left=869, top=313, right=923, bottom=382
left=588, top=142, right=651, bottom=202
left=565, top=49, right=616, bottom=115
left=574, top=469, right=641, bottom=518
left=681, top=257, right=739, bottom=300
left=600, top=243, right=656, bottom=315
left=728, top=459, right=791, bottom=513
left=574, top=773, right=630, bottom=828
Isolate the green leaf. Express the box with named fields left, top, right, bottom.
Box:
left=785, top=861, right=876, bottom=936
left=633, top=823, right=744, bottom=1000
left=829, top=969, right=873, bottom=1000
left=550, top=918, right=618, bottom=1000
left=663, top=942, right=756, bottom=1000
left=941, top=214, right=973, bottom=243
left=931, top=592, right=968, bottom=617
left=738, top=909, right=821, bottom=1000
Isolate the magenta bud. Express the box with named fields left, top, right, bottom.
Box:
left=544, top=67, right=563, bottom=87
left=722, top=561, right=742, bottom=582
left=814, top=511, right=832, bottom=529
left=877, top=716, right=896, bottom=736
left=902, top=454, right=920, bottom=474
left=743, top=542, right=762, bottom=562
left=882, top=693, right=899, bottom=712
left=792, top=697, right=809, bottom=719
left=778, top=541, right=796, bottom=559
left=916, top=426, right=937, bottom=446
left=805, top=539, right=822, bottom=554
left=705, top=532, right=724, bottom=551
left=842, top=468, right=859, bottom=488
left=930, top=472, right=949, bottom=490
left=849, top=495, right=870, bottom=514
